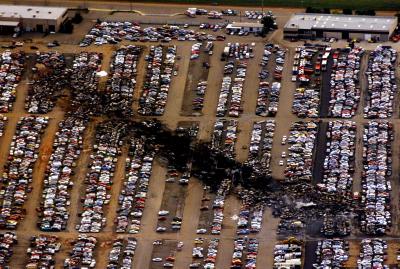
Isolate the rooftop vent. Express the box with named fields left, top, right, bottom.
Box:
left=27, top=8, right=32, bottom=11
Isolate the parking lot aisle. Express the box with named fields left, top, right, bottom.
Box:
left=18, top=115, right=64, bottom=232
left=256, top=208, right=279, bottom=269
left=7, top=233, right=30, bottom=268
left=174, top=179, right=203, bottom=268
left=270, top=48, right=297, bottom=180
left=133, top=238, right=154, bottom=269
left=139, top=161, right=167, bottom=236
left=103, top=143, right=129, bottom=232
left=344, top=240, right=360, bottom=268
left=241, top=42, right=264, bottom=117
left=352, top=122, right=364, bottom=194
left=214, top=195, right=240, bottom=269
left=387, top=241, right=400, bottom=264
left=179, top=179, right=203, bottom=235
left=235, top=119, right=252, bottom=162
left=357, top=53, right=369, bottom=117
left=132, top=46, right=149, bottom=114
left=160, top=43, right=191, bottom=124
left=66, top=120, right=96, bottom=232
left=201, top=43, right=225, bottom=118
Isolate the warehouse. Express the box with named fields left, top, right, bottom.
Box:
left=0, top=5, right=68, bottom=34
left=226, top=22, right=263, bottom=34
left=284, top=13, right=397, bottom=41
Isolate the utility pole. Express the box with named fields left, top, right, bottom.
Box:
left=262, top=0, right=264, bottom=14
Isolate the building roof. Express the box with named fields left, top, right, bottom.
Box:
left=284, top=13, right=397, bottom=33
left=228, top=22, right=263, bottom=28
left=0, top=21, right=19, bottom=27
left=0, top=5, right=67, bottom=20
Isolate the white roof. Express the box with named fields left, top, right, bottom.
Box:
left=0, top=5, right=67, bottom=20
left=285, top=13, right=397, bottom=33
left=230, top=22, right=263, bottom=28
left=0, top=21, right=19, bottom=27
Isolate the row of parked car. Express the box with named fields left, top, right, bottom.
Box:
left=211, top=119, right=238, bottom=159
left=0, top=116, right=48, bottom=229
left=193, top=80, right=208, bottom=111
left=80, top=21, right=219, bottom=46
left=106, top=46, right=142, bottom=115
left=107, top=238, right=137, bottom=269
left=39, top=115, right=87, bottom=232
left=273, top=239, right=302, bottom=268
left=328, top=47, right=364, bottom=118
left=292, top=87, right=320, bottom=118
left=26, top=235, right=60, bottom=269
left=292, top=46, right=326, bottom=118
left=314, top=239, right=349, bottom=269
left=360, top=121, right=393, bottom=235
left=138, top=45, right=176, bottom=116
left=256, top=44, right=284, bottom=116
left=116, top=137, right=154, bottom=233
left=203, top=238, right=219, bottom=269
left=0, top=50, right=24, bottom=113
left=358, top=238, right=388, bottom=269
left=364, top=46, right=397, bottom=119
left=284, top=121, right=318, bottom=183
left=0, top=232, right=17, bottom=268
left=26, top=52, right=67, bottom=114
left=70, top=52, right=102, bottom=115
left=321, top=121, right=356, bottom=194
left=210, top=179, right=231, bottom=235
left=77, top=121, right=126, bottom=233
left=64, top=235, right=97, bottom=268
left=246, top=120, right=275, bottom=177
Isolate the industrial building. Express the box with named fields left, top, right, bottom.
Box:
left=284, top=13, right=398, bottom=41
left=0, top=5, right=68, bottom=34
left=226, top=22, right=263, bottom=33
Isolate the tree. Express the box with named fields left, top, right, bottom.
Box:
left=323, top=8, right=331, bottom=14
left=355, top=9, right=375, bottom=16
left=72, top=12, right=83, bottom=24
left=343, top=9, right=352, bottom=15
left=261, top=15, right=275, bottom=36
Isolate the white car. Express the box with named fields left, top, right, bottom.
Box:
left=281, top=152, right=286, bottom=158
left=279, top=160, right=284, bottom=166
left=281, top=136, right=287, bottom=145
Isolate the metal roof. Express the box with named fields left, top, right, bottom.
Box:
left=0, top=5, right=67, bottom=20
left=284, top=13, right=397, bottom=33
left=0, top=21, right=19, bottom=27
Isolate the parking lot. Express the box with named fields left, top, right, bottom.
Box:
left=2, top=1, right=400, bottom=268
